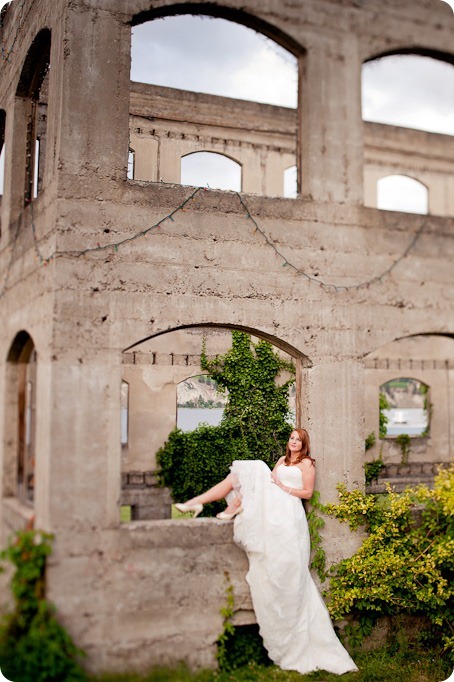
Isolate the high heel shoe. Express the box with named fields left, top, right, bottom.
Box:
left=174, top=502, right=203, bottom=518
left=216, top=506, right=243, bottom=521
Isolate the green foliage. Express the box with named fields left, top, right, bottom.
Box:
left=396, top=433, right=411, bottom=464
left=157, top=332, right=295, bottom=513
left=364, top=431, right=376, bottom=451
left=157, top=423, right=242, bottom=516
left=323, top=465, right=454, bottom=664
left=0, top=529, right=87, bottom=682
left=216, top=572, right=270, bottom=672
left=421, top=390, right=432, bottom=438
left=201, top=332, right=295, bottom=460
left=179, top=396, right=225, bottom=408
left=379, top=392, right=389, bottom=439
left=364, top=458, right=385, bottom=485
left=306, top=490, right=327, bottom=582
left=216, top=572, right=236, bottom=671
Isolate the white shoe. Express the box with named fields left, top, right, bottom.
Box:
left=216, top=506, right=243, bottom=521
left=175, top=502, right=203, bottom=518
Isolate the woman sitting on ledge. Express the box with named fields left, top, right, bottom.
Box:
left=176, top=427, right=358, bottom=677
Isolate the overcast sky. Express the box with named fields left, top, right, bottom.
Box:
left=0, top=0, right=453, bottom=201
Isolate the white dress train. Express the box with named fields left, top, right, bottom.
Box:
left=229, top=459, right=358, bottom=676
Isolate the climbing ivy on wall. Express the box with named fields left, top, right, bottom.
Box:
left=157, top=331, right=295, bottom=515
left=0, top=530, right=87, bottom=682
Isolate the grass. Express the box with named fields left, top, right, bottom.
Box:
left=88, top=640, right=452, bottom=682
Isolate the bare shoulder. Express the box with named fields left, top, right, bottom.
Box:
left=298, top=457, right=316, bottom=476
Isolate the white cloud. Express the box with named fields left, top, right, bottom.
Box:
left=131, top=16, right=297, bottom=107
left=362, top=55, right=454, bottom=135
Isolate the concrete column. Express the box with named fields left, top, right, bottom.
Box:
left=305, top=357, right=365, bottom=563
left=427, top=174, right=449, bottom=217
left=57, top=5, right=131, bottom=181
left=130, top=134, right=158, bottom=182
left=46, top=352, right=122, bottom=532
left=122, top=363, right=180, bottom=472
left=240, top=148, right=263, bottom=195
left=300, top=37, right=363, bottom=204
left=158, top=138, right=182, bottom=184
left=363, top=166, right=382, bottom=209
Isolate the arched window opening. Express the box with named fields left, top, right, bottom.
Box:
left=377, top=175, right=428, bottom=214
left=130, top=14, right=299, bottom=197
left=362, top=54, right=454, bottom=135
left=181, top=152, right=241, bottom=191
left=18, top=344, right=37, bottom=504
left=127, top=148, right=135, bottom=180
left=16, top=29, right=51, bottom=205
left=131, top=15, right=297, bottom=106
left=284, top=165, right=297, bottom=199
left=4, top=333, right=38, bottom=506
left=176, top=374, right=226, bottom=432
left=380, top=378, right=430, bottom=439
left=120, top=380, right=130, bottom=446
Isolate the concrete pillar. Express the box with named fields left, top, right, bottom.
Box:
left=241, top=148, right=263, bottom=195
left=363, top=166, right=382, bottom=209
left=158, top=138, right=181, bottom=183
left=46, top=352, right=122, bottom=532
left=305, top=357, right=365, bottom=562
left=57, top=5, right=131, bottom=182
left=427, top=174, right=449, bottom=217
left=122, top=363, right=179, bottom=472
left=130, top=134, right=158, bottom=182
left=300, top=37, right=363, bottom=204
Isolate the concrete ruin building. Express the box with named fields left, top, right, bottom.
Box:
left=0, top=0, right=453, bottom=674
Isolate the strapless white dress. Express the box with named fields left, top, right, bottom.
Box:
left=229, top=459, right=358, bottom=676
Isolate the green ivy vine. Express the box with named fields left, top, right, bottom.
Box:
left=379, top=392, right=390, bottom=439
left=157, top=331, right=295, bottom=516
left=396, top=433, right=411, bottom=465
left=216, top=571, right=271, bottom=671
left=0, top=530, right=87, bottom=682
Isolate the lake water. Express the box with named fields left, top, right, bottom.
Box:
left=177, top=407, right=224, bottom=432
left=177, top=407, right=296, bottom=432
left=176, top=407, right=427, bottom=437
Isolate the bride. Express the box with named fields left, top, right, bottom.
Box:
left=176, top=427, right=358, bottom=676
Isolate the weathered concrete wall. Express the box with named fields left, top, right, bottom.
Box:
left=46, top=522, right=252, bottom=672
left=0, top=0, right=453, bottom=674
left=129, top=82, right=454, bottom=213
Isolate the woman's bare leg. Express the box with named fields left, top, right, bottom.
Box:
left=186, top=474, right=235, bottom=506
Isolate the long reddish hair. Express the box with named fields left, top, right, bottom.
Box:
left=284, top=428, right=315, bottom=466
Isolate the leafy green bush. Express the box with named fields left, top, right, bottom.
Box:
left=157, top=332, right=295, bottom=513
left=0, top=529, right=87, bottom=682
left=323, top=465, right=454, bottom=664
left=157, top=423, right=242, bottom=516
left=363, top=458, right=385, bottom=485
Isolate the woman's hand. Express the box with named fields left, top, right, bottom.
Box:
left=271, top=473, right=282, bottom=488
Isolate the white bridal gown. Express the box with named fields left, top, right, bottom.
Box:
left=229, top=459, right=358, bottom=676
